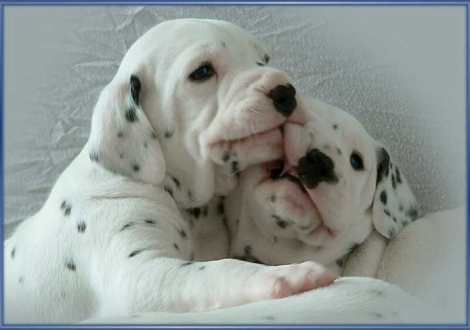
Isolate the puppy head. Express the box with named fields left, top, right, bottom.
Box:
left=87, top=19, right=308, bottom=207
left=231, top=98, right=420, bottom=252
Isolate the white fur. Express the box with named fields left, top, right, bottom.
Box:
left=4, top=19, right=329, bottom=324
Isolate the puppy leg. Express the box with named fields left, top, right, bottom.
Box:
left=95, top=256, right=335, bottom=316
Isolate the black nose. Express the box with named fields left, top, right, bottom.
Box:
left=268, top=84, right=297, bottom=117
left=295, top=149, right=339, bottom=189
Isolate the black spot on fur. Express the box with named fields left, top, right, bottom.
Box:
left=89, top=151, right=100, bottom=162
left=133, top=164, right=140, bottom=172
left=151, top=132, right=157, bottom=140
left=336, top=148, right=342, bottom=155
left=392, top=216, right=397, bottom=222
left=395, top=167, right=402, bottom=184
left=180, top=229, right=187, bottom=238
left=270, top=195, right=277, bottom=203
left=336, top=259, right=344, bottom=267
left=164, top=186, right=174, bottom=198
left=263, top=315, right=275, bottom=320
left=173, top=243, right=180, bottom=251
left=376, top=148, right=391, bottom=184
left=172, top=177, right=181, bottom=189
left=120, top=222, right=135, bottom=232
left=187, top=191, right=193, bottom=201
left=380, top=191, right=387, bottom=205
left=217, top=197, right=225, bottom=215
left=143, top=142, right=148, bottom=148
left=256, top=62, right=266, bottom=66
left=117, top=132, right=124, bottom=138
left=130, top=75, right=141, bottom=104
left=232, top=161, right=239, bottom=173
left=406, top=207, right=419, bottom=220
left=61, top=200, right=72, bottom=216
left=222, top=151, right=230, bottom=162
left=384, top=209, right=391, bottom=217
left=187, top=207, right=201, bottom=219
left=66, top=261, right=76, bottom=271
left=221, top=41, right=227, bottom=48
left=145, top=220, right=157, bottom=226
left=77, top=221, right=87, bottom=233
left=11, top=247, right=15, bottom=259
left=333, top=124, right=338, bottom=130
left=164, top=130, right=174, bottom=138
left=125, top=108, right=138, bottom=123
left=391, top=174, right=397, bottom=190
left=129, top=250, right=143, bottom=258
left=119, top=153, right=124, bottom=159
left=272, top=215, right=288, bottom=229
left=199, top=266, right=206, bottom=271
left=181, top=262, right=193, bottom=267
left=19, top=276, right=24, bottom=284
left=388, top=227, right=396, bottom=238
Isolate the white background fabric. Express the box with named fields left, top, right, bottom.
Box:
left=4, top=6, right=466, bottom=238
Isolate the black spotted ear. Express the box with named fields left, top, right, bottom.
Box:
left=372, top=145, right=420, bottom=239
left=87, top=74, right=165, bottom=185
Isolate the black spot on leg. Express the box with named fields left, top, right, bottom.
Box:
left=164, top=130, right=174, bottom=138
left=11, top=247, right=15, bottom=259
left=125, top=108, right=138, bottom=123
left=388, top=227, right=396, bottom=238
left=270, top=195, right=277, bottom=203
left=66, top=261, right=76, bottom=271
left=173, top=243, right=180, bottom=251
left=336, top=259, right=344, bottom=267
left=333, top=124, right=338, bottom=130
left=77, top=221, right=87, bottom=233
left=133, top=164, right=140, bottom=172
left=180, top=262, right=193, bottom=267
left=406, top=207, right=419, bottom=220
left=199, top=266, right=206, bottom=271
left=380, top=191, right=387, bottom=205
left=151, top=132, right=157, bottom=140
left=231, top=161, right=239, bottom=173
left=60, top=200, right=72, bottom=216
left=179, top=229, right=187, bottom=238
left=89, top=151, right=100, bottom=163
left=130, top=75, right=141, bottom=104
left=129, top=250, right=143, bottom=258
left=117, top=132, right=124, bottom=138
left=392, top=216, right=397, bottom=222
left=391, top=174, right=397, bottom=190
left=384, top=209, right=391, bottom=217
left=256, top=62, right=266, bottom=66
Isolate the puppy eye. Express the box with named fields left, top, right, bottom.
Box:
left=350, top=152, right=364, bottom=171
left=189, top=63, right=215, bottom=81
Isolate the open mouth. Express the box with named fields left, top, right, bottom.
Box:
left=266, top=160, right=307, bottom=194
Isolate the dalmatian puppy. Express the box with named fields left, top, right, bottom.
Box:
left=225, top=98, right=420, bottom=276
left=4, top=19, right=335, bottom=324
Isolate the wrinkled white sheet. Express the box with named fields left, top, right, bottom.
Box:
left=4, top=6, right=466, bottom=238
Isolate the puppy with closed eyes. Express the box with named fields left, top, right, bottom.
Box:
left=225, top=98, right=420, bottom=276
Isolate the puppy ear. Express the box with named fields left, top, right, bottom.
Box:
left=88, top=74, right=165, bottom=185
left=372, top=145, right=420, bottom=239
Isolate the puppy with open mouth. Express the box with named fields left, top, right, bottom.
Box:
left=226, top=98, right=420, bottom=275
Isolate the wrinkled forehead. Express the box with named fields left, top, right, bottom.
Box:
left=125, top=19, right=267, bottom=66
